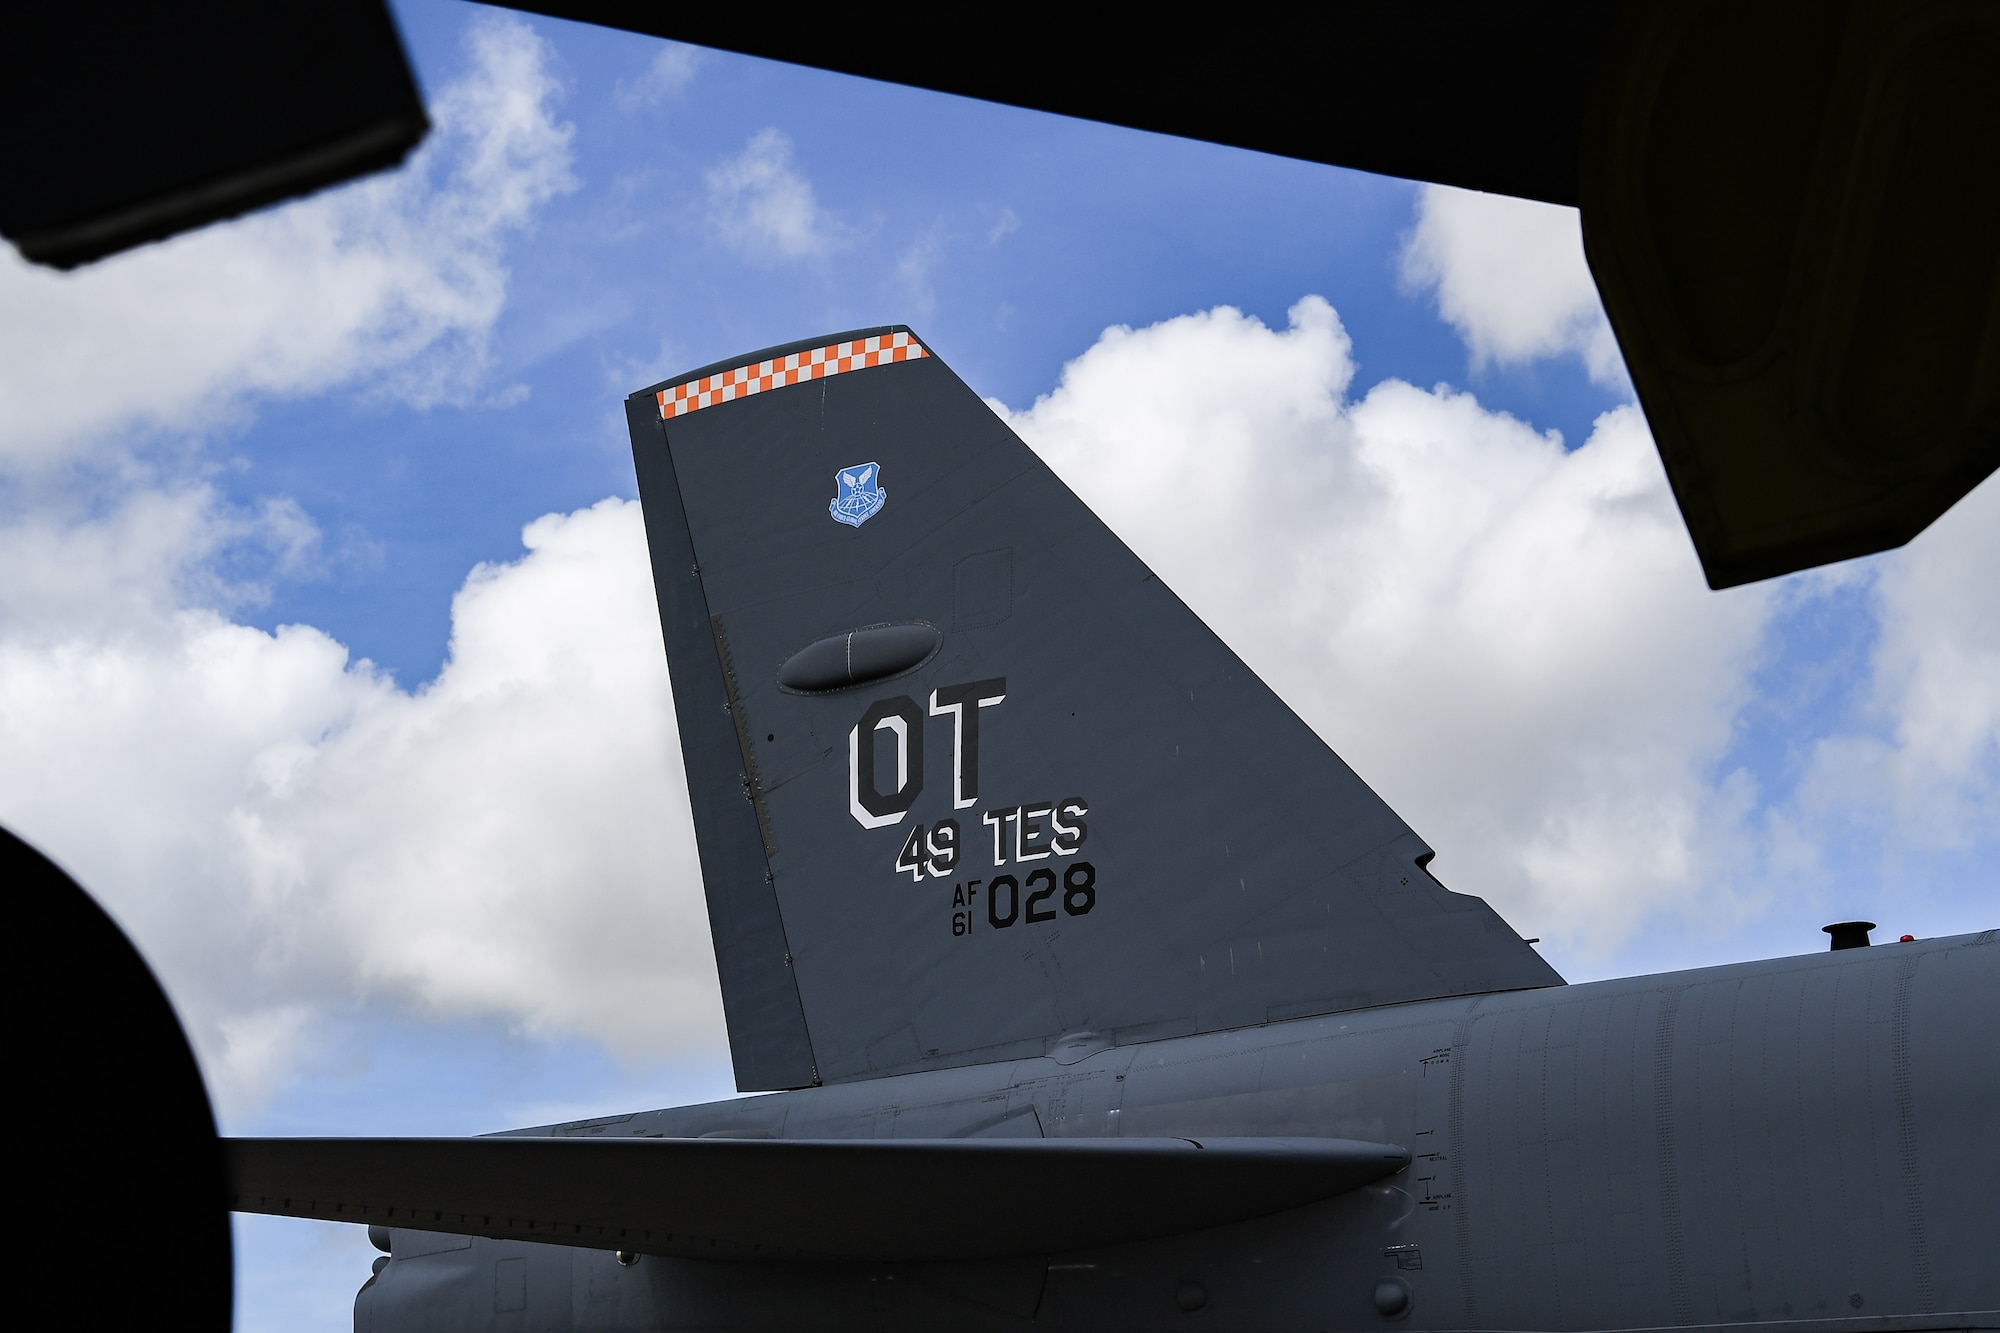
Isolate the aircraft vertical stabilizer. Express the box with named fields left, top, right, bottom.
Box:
left=626, top=328, right=1561, bottom=1091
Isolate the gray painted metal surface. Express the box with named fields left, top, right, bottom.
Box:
left=227, top=329, right=1999, bottom=1332
left=231, top=1135, right=1411, bottom=1261
left=631, top=326, right=1557, bottom=1090
left=344, top=932, right=1998, bottom=1331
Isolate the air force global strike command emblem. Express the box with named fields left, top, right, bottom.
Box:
left=830, top=462, right=887, bottom=528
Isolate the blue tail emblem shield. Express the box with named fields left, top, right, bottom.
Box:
left=829, top=462, right=887, bottom=528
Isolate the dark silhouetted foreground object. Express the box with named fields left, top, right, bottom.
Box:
left=1581, top=0, right=1999, bottom=588
left=0, top=0, right=426, bottom=268
left=6, top=826, right=230, bottom=1329
left=497, top=1, right=1621, bottom=207
left=1824, top=920, right=1878, bottom=951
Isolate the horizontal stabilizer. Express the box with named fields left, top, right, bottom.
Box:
left=229, top=1134, right=1409, bottom=1261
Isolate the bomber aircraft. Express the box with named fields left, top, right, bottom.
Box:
left=7, top=2, right=1994, bottom=1329
left=215, top=325, right=1999, bottom=1332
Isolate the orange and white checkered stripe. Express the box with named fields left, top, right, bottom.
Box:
left=657, top=332, right=928, bottom=421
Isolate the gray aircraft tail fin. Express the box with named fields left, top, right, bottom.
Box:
left=627, top=327, right=1560, bottom=1092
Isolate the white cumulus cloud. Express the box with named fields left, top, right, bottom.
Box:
left=1790, top=478, right=2000, bottom=856
left=1400, top=184, right=1626, bottom=387
left=616, top=42, right=702, bottom=112
left=705, top=129, right=841, bottom=262
left=0, top=12, right=577, bottom=470
left=0, top=496, right=720, bottom=1111
left=1002, top=297, right=1769, bottom=953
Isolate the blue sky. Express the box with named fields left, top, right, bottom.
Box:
left=235, top=2, right=1630, bottom=685
left=0, top=4, right=1991, bottom=1329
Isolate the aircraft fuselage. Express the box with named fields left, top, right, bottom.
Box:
left=360, top=930, right=1997, bottom=1332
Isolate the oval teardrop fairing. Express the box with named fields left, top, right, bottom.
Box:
left=777, top=622, right=941, bottom=693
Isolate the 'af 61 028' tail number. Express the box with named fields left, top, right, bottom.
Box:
left=948, top=862, right=1097, bottom=937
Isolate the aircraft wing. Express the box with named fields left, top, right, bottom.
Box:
left=228, top=1135, right=1409, bottom=1261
